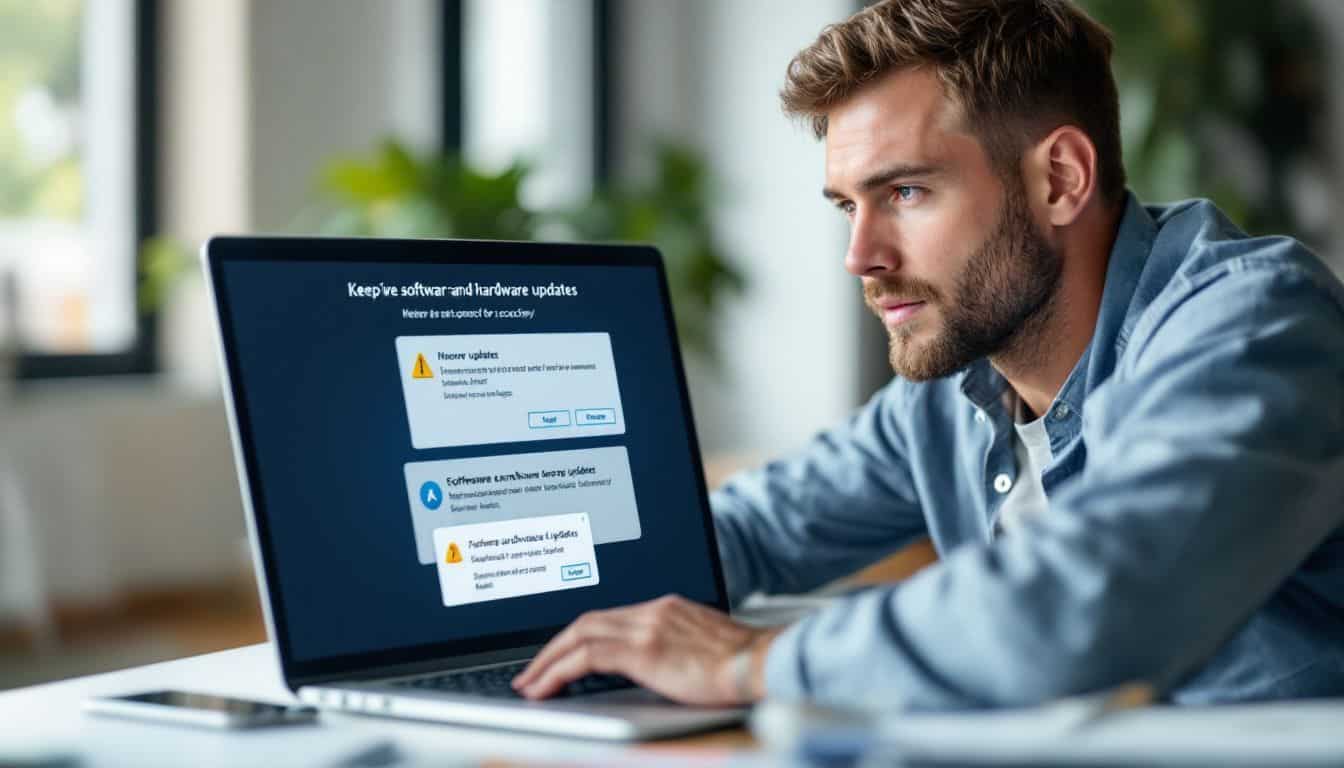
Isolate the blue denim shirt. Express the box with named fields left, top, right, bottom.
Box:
left=712, top=194, right=1344, bottom=711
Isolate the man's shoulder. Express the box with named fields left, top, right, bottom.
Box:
left=1144, top=198, right=1344, bottom=306
left=1126, top=198, right=1344, bottom=345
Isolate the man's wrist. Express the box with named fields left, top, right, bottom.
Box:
left=731, top=628, right=782, bottom=703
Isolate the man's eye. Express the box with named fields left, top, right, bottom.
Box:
left=893, top=185, right=924, bottom=203
left=837, top=201, right=856, bottom=217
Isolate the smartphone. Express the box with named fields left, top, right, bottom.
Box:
left=83, top=690, right=318, bottom=729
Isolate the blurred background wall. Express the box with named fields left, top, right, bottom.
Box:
left=0, top=0, right=1340, bottom=688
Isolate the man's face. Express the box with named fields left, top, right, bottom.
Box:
left=823, top=69, right=1062, bottom=380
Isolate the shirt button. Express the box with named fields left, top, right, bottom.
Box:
left=993, top=473, right=1013, bottom=494
left=974, top=411, right=987, bottom=424
left=1053, top=403, right=1072, bottom=420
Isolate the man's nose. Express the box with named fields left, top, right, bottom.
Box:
left=844, top=209, right=899, bottom=277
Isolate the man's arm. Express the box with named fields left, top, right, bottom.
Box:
left=712, top=381, right=928, bottom=605
left=766, top=262, right=1344, bottom=710
left=512, top=375, right=929, bottom=703
left=515, top=260, right=1344, bottom=708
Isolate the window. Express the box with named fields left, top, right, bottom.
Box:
left=460, top=0, right=598, bottom=207
left=0, top=0, right=156, bottom=378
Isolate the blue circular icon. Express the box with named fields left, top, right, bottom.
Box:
left=419, top=481, right=443, bottom=510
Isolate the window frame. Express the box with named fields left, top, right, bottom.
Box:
left=14, top=0, right=159, bottom=380
left=440, top=0, right=462, bottom=154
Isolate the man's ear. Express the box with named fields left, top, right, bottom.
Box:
left=1023, top=125, right=1097, bottom=228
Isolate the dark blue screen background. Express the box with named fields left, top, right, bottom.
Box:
left=220, top=259, right=720, bottom=663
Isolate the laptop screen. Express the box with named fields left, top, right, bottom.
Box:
left=208, top=238, right=726, bottom=680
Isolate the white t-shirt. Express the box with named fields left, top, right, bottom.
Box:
left=996, top=397, right=1053, bottom=537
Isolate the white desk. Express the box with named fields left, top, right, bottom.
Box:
left=0, top=643, right=759, bottom=767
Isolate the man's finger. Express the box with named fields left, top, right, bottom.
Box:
left=519, top=638, right=633, bottom=700
left=513, top=610, right=629, bottom=689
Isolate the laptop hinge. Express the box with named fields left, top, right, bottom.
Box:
left=290, top=644, right=545, bottom=689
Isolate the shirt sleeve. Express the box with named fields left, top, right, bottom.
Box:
left=765, top=259, right=1344, bottom=710
left=711, top=380, right=928, bottom=606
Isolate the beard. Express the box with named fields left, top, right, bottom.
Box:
left=864, top=181, right=1063, bottom=381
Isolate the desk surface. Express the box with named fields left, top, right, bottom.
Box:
left=0, top=643, right=760, bottom=766
left=0, top=541, right=940, bottom=765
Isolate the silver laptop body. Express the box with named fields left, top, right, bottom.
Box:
left=297, top=665, right=743, bottom=741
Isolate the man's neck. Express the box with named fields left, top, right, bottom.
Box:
left=991, top=202, right=1122, bottom=418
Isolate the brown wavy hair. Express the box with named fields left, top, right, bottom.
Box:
left=781, top=0, right=1125, bottom=204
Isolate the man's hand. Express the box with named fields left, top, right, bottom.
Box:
left=511, top=594, right=779, bottom=706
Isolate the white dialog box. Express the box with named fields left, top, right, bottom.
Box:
left=404, top=446, right=640, bottom=565
left=395, top=332, right=625, bottom=449
left=432, top=513, right=600, bottom=607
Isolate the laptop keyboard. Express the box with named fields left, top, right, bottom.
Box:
left=392, top=660, right=635, bottom=700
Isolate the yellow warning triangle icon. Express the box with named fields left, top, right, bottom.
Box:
left=445, top=542, right=463, bottom=564
left=412, top=352, right=433, bottom=379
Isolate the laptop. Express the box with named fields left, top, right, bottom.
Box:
left=202, top=236, right=744, bottom=740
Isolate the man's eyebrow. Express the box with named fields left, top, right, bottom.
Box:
left=822, top=163, right=944, bottom=201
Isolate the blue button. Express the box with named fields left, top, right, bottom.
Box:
left=528, top=410, right=572, bottom=429
left=419, top=481, right=443, bottom=510
left=560, top=562, right=592, bottom=581
left=574, top=408, right=616, bottom=426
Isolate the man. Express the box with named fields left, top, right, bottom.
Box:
left=513, top=0, right=1344, bottom=710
